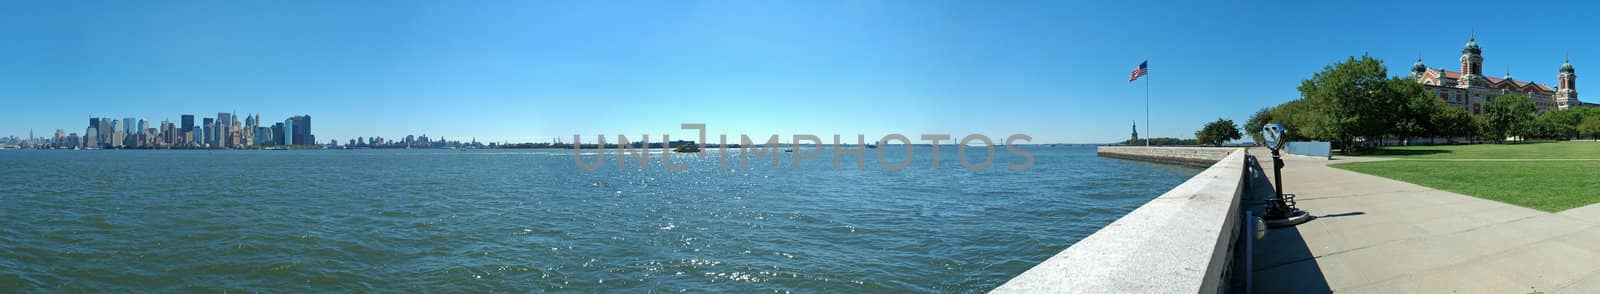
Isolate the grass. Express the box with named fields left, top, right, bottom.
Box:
left=1346, top=141, right=1600, bottom=159
left=1335, top=142, right=1600, bottom=212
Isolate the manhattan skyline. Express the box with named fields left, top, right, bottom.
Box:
left=1, top=0, right=1595, bottom=143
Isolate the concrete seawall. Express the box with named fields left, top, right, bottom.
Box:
left=1096, top=146, right=1237, bottom=167
left=994, top=147, right=1252, bottom=293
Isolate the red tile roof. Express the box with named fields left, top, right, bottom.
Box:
left=1430, top=69, right=1555, bottom=92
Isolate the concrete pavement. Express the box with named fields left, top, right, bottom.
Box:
left=1248, top=149, right=1600, bottom=293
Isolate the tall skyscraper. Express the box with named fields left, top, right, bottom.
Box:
left=255, top=126, right=272, bottom=146
left=109, top=120, right=122, bottom=148
left=287, top=115, right=312, bottom=146
left=272, top=122, right=285, bottom=146
left=99, top=117, right=111, bottom=148
left=217, top=113, right=232, bottom=148
left=122, top=118, right=137, bottom=134
left=243, top=114, right=257, bottom=146
left=283, top=117, right=295, bottom=145
left=88, top=117, right=100, bottom=148
left=180, top=114, right=195, bottom=146
left=202, top=118, right=215, bottom=147
left=85, top=126, right=98, bottom=148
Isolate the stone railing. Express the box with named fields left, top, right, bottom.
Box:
left=1095, top=146, right=1237, bottom=167
left=993, top=148, right=1252, bottom=293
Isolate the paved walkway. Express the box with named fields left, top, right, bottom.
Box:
left=1248, top=149, right=1600, bottom=293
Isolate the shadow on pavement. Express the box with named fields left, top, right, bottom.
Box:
left=1317, top=211, right=1364, bottom=218
left=1243, top=154, right=1334, bottom=293
left=1250, top=225, right=1333, bottom=294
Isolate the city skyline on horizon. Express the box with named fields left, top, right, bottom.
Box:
left=1, top=1, right=1595, bottom=143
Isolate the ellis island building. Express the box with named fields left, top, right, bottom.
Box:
left=1410, top=37, right=1583, bottom=114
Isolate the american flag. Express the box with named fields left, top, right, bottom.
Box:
left=1128, top=60, right=1148, bottom=83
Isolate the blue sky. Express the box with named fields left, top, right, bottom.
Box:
left=0, top=0, right=1592, bottom=143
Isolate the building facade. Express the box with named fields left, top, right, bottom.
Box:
left=1411, top=37, right=1581, bottom=115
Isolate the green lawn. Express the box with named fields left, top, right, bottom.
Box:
left=1347, top=141, right=1600, bottom=159
left=1332, top=150, right=1600, bottom=212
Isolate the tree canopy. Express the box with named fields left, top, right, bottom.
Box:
left=1244, top=108, right=1272, bottom=145
left=1195, top=118, right=1242, bottom=146
left=1478, top=93, right=1536, bottom=142
left=1257, top=54, right=1600, bottom=151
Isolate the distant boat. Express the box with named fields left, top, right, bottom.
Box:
left=674, top=144, right=702, bottom=153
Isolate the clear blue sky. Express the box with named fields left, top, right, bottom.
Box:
left=0, top=0, right=1591, bottom=143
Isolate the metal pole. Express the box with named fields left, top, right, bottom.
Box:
left=1145, top=58, right=1151, bottom=147
left=1273, top=152, right=1284, bottom=201
left=1270, top=150, right=1293, bottom=218
left=1244, top=211, right=1255, bottom=293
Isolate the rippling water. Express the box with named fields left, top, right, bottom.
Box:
left=0, top=145, right=1199, bottom=292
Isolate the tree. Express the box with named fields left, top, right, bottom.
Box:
left=1272, top=98, right=1334, bottom=142
left=1430, top=105, right=1474, bottom=143
left=1297, top=55, right=1394, bottom=151
left=1195, top=118, right=1243, bottom=146
left=1478, top=93, right=1537, bottom=143
left=1244, top=108, right=1273, bottom=145
left=1581, top=117, right=1600, bottom=140
left=1390, top=81, right=1439, bottom=145
left=1533, top=108, right=1587, bottom=140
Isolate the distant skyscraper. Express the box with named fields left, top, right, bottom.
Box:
left=244, top=114, right=257, bottom=146
left=99, top=117, right=112, bottom=148
left=180, top=114, right=195, bottom=146
left=255, top=126, right=273, bottom=146
left=285, top=115, right=312, bottom=146
left=109, top=120, right=122, bottom=148
left=85, top=126, right=98, bottom=148
left=272, top=122, right=285, bottom=145
left=123, top=118, right=137, bottom=134
left=202, top=118, right=215, bottom=147
left=283, top=118, right=293, bottom=145
left=217, top=113, right=232, bottom=148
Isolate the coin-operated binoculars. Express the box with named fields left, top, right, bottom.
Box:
left=1261, top=124, right=1310, bottom=227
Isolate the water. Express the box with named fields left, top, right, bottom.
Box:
left=0, top=145, right=1200, bottom=292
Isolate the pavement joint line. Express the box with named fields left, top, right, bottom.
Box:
left=1258, top=213, right=1549, bottom=272
left=1293, top=189, right=1435, bottom=201
left=1341, top=221, right=1600, bottom=291
left=1555, top=266, right=1600, bottom=292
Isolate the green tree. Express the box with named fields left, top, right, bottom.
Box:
left=1272, top=98, right=1335, bottom=142
left=1581, top=117, right=1600, bottom=140
left=1531, top=111, right=1577, bottom=140
left=1195, top=118, right=1243, bottom=146
left=1297, top=55, right=1394, bottom=151
left=1390, top=82, right=1439, bottom=145
left=1244, top=108, right=1273, bottom=145
left=1478, top=93, right=1537, bottom=143
left=1429, top=105, right=1474, bottom=143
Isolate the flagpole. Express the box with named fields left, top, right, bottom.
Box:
left=1145, top=58, right=1150, bottom=147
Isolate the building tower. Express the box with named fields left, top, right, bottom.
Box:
left=1411, top=56, right=1427, bottom=78
left=1557, top=57, right=1580, bottom=109
left=1458, top=36, right=1486, bottom=88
